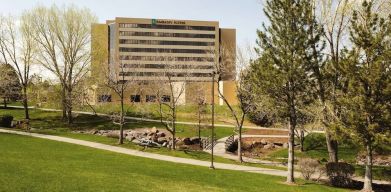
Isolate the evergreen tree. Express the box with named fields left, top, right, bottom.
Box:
left=341, top=1, right=391, bottom=191
left=254, top=0, right=319, bottom=183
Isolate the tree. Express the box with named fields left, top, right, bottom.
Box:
left=215, top=46, right=253, bottom=162
left=316, top=0, right=355, bottom=163
left=0, top=14, right=36, bottom=119
left=0, top=63, right=21, bottom=107
left=340, top=1, right=391, bottom=191
left=28, top=5, right=97, bottom=124
left=255, top=0, right=318, bottom=183
left=155, top=62, right=188, bottom=150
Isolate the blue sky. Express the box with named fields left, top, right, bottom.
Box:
left=0, top=0, right=267, bottom=47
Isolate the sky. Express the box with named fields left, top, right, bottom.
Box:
left=0, top=0, right=267, bottom=48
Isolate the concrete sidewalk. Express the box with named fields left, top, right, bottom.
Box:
left=0, top=129, right=290, bottom=177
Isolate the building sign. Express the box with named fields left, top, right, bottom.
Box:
left=151, top=19, right=185, bottom=25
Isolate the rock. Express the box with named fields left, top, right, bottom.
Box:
left=150, top=127, right=157, bottom=133
left=264, top=143, right=275, bottom=149
left=132, top=139, right=141, bottom=144
left=162, top=142, right=167, bottom=147
left=190, top=137, right=200, bottom=144
left=125, top=135, right=136, bottom=141
left=260, top=139, right=268, bottom=145
left=183, top=137, right=193, bottom=145
left=89, top=129, right=98, bottom=135
left=283, top=143, right=289, bottom=148
left=176, top=140, right=184, bottom=146
left=157, top=132, right=166, bottom=138
left=157, top=137, right=168, bottom=144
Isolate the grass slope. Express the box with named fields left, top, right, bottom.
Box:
left=0, top=133, right=346, bottom=192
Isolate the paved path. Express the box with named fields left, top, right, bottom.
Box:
left=205, top=136, right=286, bottom=166
left=0, top=129, right=290, bottom=177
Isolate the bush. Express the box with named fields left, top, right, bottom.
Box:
left=303, top=133, right=326, bottom=151
left=0, top=115, right=14, bottom=128
left=326, top=162, right=355, bottom=187
left=298, top=158, right=321, bottom=180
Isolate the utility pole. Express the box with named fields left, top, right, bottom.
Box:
left=210, top=71, right=215, bottom=169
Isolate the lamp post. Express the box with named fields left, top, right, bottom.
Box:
left=210, top=71, right=215, bottom=169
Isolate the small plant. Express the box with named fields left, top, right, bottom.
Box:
left=0, top=115, right=14, bottom=128
left=326, top=162, right=355, bottom=187
left=298, top=158, right=320, bottom=180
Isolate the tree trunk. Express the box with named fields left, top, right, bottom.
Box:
left=238, top=126, right=243, bottom=163
left=66, top=90, right=73, bottom=124
left=3, top=97, right=6, bottom=108
left=23, top=86, right=29, bottom=120
left=198, top=110, right=201, bottom=148
left=299, top=129, right=304, bottom=152
left=61, top=87, right=67, bottom=120
left=172, top=108, right=176, bottom=150
left=287, top=121, right=295, bottom=183
left=325, top=132, right=338, bottom=162
left=363, top=144, right=373, bottom=192
left=119, top=98, right=124, bottom=144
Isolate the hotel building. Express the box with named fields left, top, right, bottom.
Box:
left=91, top=17, right=237, bottom=105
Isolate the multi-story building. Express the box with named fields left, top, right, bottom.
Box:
left=91, top=17, right=237, bottom=105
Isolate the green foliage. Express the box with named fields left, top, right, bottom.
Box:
left=0, top=114, right=13, bottom=127
left=339, top=0, right=391, bottom=149
left=326, top=162, right=355, bottom=187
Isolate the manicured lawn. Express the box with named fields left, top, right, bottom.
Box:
left=0, top=133, right=347, bottom=192
left=0, top=107, right=281, bottom=170
left=0, top=107, right=233, bottom=139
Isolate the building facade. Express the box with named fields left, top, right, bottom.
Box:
left=91, top=17, right=237, bottom=105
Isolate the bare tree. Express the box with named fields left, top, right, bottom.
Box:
left=155, top=61, right=188, bottom=150
left=213, top=45, right=254, bottom=162
left=28, top=5, right=97, bottom=124
left=0, top=14, right=36, bottom=119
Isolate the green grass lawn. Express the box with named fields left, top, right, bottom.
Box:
left=0, top=107, right=281, bottom=170
left=0, top=133, right=347, bottom=192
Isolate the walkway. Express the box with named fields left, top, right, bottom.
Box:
left=0, top=129, right=290, bottom=177
left=205, top=136, right=286, bottom=166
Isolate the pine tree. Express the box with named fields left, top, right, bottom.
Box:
left=254, top=0, right=320, bottom=183
left=341, top=1, right=391, bottom=191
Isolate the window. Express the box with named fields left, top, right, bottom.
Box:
left=161, top=95, right=171, bottom=102
left=98, top=95, right=112, bottom=102
left=118, top=31, right=215, bottom=39
left=130, top=95, right=141, bottom=102
left=146, top=95, right=157, bottom=102
left=119, top=23, right=215, bottom=31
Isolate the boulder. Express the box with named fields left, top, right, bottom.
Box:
left=132, top=139, right=141, bottom=144
left=162, top=142, right=167, bottom=147
left=260, top=139, right=268, bottom=145
left=157, top=137, right=168, bottom=144
left=150, top=127, right=158, bottom=133
left=157, top=132, right=166, bottom=138
left=283, top=143, right=289, bottom=148
left=182, top=137, right=193, bottom=145
left=190, top=137, right=200, bottom=144
left=264, top=143, right=275, bottom=149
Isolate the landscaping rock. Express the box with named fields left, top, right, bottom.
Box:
left=157, top=132, right=166, bottom=138
left=190, top=137, right=200, bottom=144
left=264, top=143, right=275, bottom=149
left=260, top=139, right=268, bottom=145
left=283, top=143, right=289, bottom=148
left=150, top=127, right=158, bottom=133
left=157, top=137, right=168, bottom=144
left=183, top=137, right=192, bottom=145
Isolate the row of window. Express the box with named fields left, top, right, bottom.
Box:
left=98, top=94, right=170, bottom=103
left=121, top=64, right=214, bottom=70
left=119, top=48, right=212, bottom=54
left=119, top=31, right=215, bottom=39
left=119, top=39, right=215, bottom=46
left=119, top=72, right=212, bottom=77
left=119, top=55, right=214, bottom=62
left=119, top=23, right=215, bottom=31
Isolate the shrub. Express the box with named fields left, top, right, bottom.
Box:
left=298, top=158, right=321, bottom=180
left=326, top=162, right=355, bottom=187
left=303, top=133, right=326, bottom=151
left=0, top=115, right=14, bottom=128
